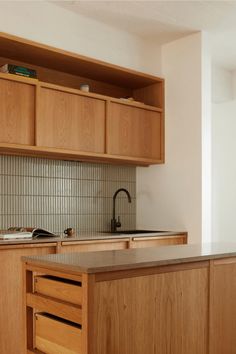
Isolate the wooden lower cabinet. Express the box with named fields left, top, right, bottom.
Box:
left=0, top=235, right=186, bottom=354
left=61, top=238, right=130, bottom=253
left=130, top=234, right=187, bottom=248
left=210, top=258, right=236, bottom=354
left=61, top=235, right=187, bottom=253
left=0, top=243, right=57, bottom=354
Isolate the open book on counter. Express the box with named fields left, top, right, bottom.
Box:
left=0, top=227, right=57, bottom=240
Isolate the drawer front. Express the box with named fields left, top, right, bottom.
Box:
left=131, top=235, right=187, bottom=248
left=35, top=314, right=81, bottom=354
left=34, top=276, right=82, bottom=306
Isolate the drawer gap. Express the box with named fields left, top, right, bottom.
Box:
left=36, top=275, right=81, bottom=286
left=36, top=312, right=82, bottom=329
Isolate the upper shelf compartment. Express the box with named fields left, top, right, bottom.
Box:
left=0, top=32, right=164, bottom=109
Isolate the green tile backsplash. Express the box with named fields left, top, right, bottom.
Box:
left=0, top=156, right=136, bottom=234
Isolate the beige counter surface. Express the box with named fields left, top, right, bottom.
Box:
left=23, top=242, right=236, bottom=274
left=0, top=230, right=185, bottom=246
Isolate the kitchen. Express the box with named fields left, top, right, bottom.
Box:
left=0, top=1, right=235, bottom=354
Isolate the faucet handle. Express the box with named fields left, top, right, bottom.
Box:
left=116, top=216, right=121, bottom=228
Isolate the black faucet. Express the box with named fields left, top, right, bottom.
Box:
left=111, top=188, right=132, bottom=232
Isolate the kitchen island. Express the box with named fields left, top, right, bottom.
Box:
left=23, top=243, right=236, bottom=354
left=0, top=231, right=187, bottom=354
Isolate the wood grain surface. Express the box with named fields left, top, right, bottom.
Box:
left=36, top=86, right=105, bottom=153
left=0, top=244, right=56, bottom=354
left=0, top=77, right=35, bottom=145
left=210, top=258, right=236, bottom=354
left=91, top=267, right=209, bottom=354
left=107, top=102, right=162, bottom=159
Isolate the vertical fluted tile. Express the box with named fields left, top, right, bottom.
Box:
left=0, top=156, right=136, bottom=233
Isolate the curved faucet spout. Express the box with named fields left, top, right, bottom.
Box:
left=111, top=188, right=132, bottom=232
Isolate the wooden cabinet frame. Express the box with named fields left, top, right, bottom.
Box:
left=0, top=32, right=164, bottom=166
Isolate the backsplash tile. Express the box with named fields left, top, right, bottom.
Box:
left=0, top=156, right=136, bottom=234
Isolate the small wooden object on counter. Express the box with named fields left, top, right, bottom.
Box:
left=64, top=227, right=75, bottom=237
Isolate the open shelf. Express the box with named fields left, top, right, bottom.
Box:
left=0, top=32, right=164, bottom=109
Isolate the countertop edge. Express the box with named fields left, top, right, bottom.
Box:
left=0, top=231, right=187, bottom=246
left=22, top=244, right=236, bottom=275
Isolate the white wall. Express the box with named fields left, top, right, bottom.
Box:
left=212, top=65, right=236, bottom=242
left=137, top=33, right=211, bottom=244
left=0, top=2, right=209, bottom=243
left=0, top=1, right=161, bottom=75
left=212, top=65, right=233, bottom=103
left=201, top=33, right=212, bottom=243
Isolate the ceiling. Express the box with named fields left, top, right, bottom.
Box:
left=53, top=1, right=236, bottom=70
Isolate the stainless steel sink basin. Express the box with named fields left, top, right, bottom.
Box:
left=103, top=230, right=168, bottom=235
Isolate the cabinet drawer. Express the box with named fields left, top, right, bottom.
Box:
left=35, top=313, right=81, bottom=354
left=34, top=275, right=82, bottom=305
left=131, top=235, right=187, bottom=248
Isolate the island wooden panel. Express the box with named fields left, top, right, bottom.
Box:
left=92, top=266, right=209, bottom=354
left=107, top=102, right=162, bottom=160
left=0, top=243, right=56, bottom=354
left=210, top=258, right=236, bottom=354
left=36, top=84, right=105, bottom=153
left=0, top=76, right=35, bottom=145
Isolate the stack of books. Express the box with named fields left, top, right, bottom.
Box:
left=0, top=64, right=37, bottom=78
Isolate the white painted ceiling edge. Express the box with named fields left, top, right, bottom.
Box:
left=53, top=0, right=236, bottom=71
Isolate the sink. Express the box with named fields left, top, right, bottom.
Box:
left=102, top=230, right=168, bottom=235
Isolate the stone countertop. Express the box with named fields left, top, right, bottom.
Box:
left=0, top=230, right=186, bottom=246
left=22, top=242, right=236, bottom=274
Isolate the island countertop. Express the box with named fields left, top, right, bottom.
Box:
left=23, top=242, right=236, bottom=274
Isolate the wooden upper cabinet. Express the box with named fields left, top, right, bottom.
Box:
left=0, top=76, right=35, bottom=145
left=0, top=33, right=165, bottom=165
left=36, top=84, right=105, bottom=153
left=107, top=102, right=162, bottom=160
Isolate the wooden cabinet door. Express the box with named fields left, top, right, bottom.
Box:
left=0, top=243, right=57, bottom=354
left=61, top=239, right=129, bottom=253
left=36, top=85, right=105, bottom=153
left=0, top=76, right=35, bottom=145
left=130, top=234, right=187, bottom=248
left=210, top=258, right=236, bottom=354
left=92, top=265, right=209, bottom=354
left=107, top=102, right=162, bottom=159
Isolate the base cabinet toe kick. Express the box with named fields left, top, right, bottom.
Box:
left=23, top=247, right=236, bottom=354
